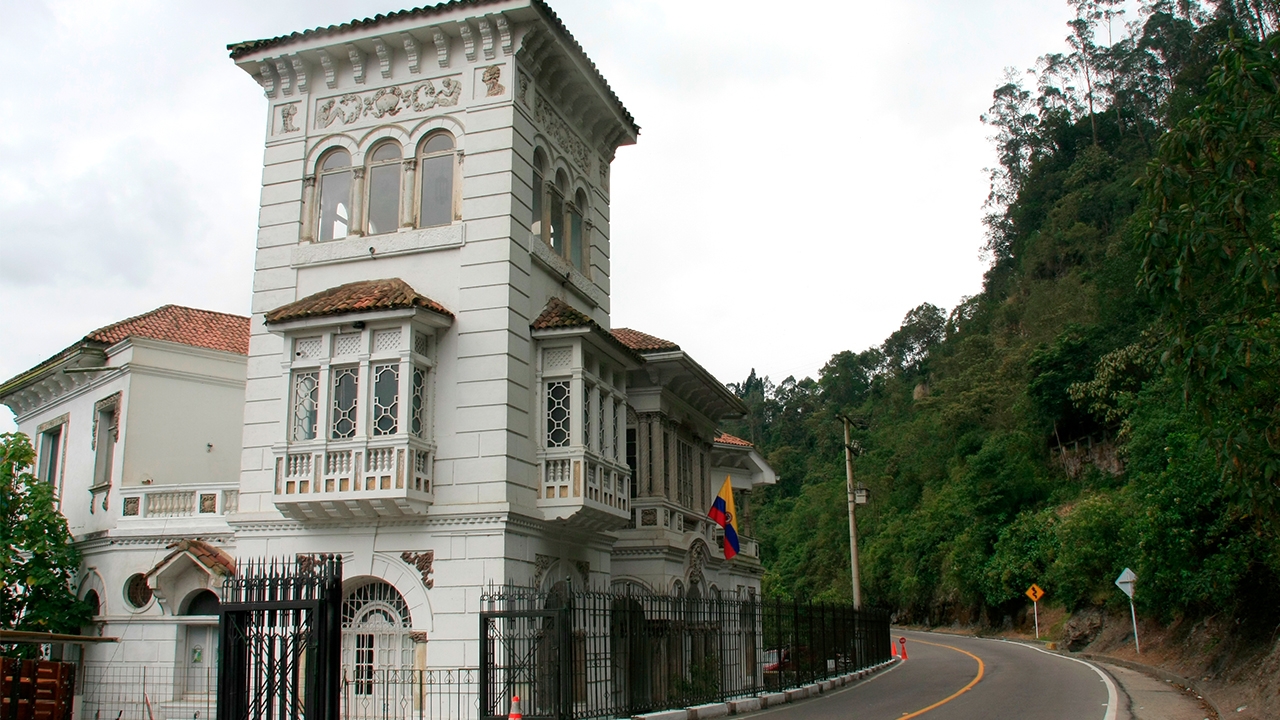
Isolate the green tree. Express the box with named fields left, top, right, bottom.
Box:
left=0, top=433, right=90, bottom=640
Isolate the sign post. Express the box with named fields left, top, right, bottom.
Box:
left=1115, top=568, right=1139, bottom=654
left=1025, top=584, right=1045, bottom=638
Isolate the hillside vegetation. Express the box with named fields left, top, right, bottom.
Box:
left=731, top=0, right=1280, bottom=634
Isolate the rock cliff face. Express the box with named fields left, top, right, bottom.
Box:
left=1061, top=607, right=1104, bottom=651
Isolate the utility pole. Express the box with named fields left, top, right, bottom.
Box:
left=842, top=415, right=862, bottom=610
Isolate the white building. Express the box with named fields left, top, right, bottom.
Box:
left=0, top=0, right=775, bottom=709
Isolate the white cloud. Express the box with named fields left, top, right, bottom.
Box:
left=0, top=0, right=1078, bottom=433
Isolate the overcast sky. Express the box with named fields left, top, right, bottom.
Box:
left=0, top=0, right=1081, bottom=433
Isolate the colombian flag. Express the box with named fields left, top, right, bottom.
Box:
left=707, top=476, right=740, bottom=560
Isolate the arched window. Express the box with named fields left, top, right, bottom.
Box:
left=549, top=170, right=567, bottom=256
left=418, top=132, right=455, bottom=228
left=531, top=148, right=547, bottom=238
left=342, top=580, right=414, bottom=695
left=570, top=188, right=587, bottom=272
left=365, top=142, right=402, bottom=236
left=83, top=589, right=101, bottom=617
left=318, top=149, right=353, bottom=242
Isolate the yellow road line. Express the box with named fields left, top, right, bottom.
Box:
left=898, top=638, right=985, bottom=719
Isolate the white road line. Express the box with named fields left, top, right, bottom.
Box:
left=899, top=631, right=1119, bottom=720
left=999, top=640, right=1119, bottom=720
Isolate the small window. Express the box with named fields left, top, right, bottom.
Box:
left=93, top=402, right=118, bottom=488
left=366, top=142, right=402, bottom=236
left=419, top=132, right=455, bottom=228
left=84, top=589, right=101, bottom=618
left=331, top=366, right=359, bottom=440
left=125, top=574, right=153, bottom=609
left=411, top=367, right=428, bottom=439
left=318, top=149, right=353, bottom=242
left=38, top=425, right=63, bottom=487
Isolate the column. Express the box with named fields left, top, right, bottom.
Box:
left=400, top=158, right=417, bottom=228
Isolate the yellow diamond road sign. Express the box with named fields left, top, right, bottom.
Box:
left=1026, top=584, right=1045, bottom=602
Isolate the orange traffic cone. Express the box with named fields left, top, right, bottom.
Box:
left=891, top=641, right=899, bottom=658
left=509, top=695, right=523, bottom=720
left=898, top=637, right=908, bottom=660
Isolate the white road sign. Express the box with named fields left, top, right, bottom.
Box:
left=1115, top=568, right=1136, bottom=599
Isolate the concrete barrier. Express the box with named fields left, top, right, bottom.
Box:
left=760, top=692, right=787, bottom=707
left=785, top=687, right=808, bottom=702
left=633, top=711, right=687, bottom=720
left=687, top=703, right=728, bottom=719
left=727, top=697, right=761, bottom=714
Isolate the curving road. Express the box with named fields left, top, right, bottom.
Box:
left=754, top=630, right=1117, bottom=720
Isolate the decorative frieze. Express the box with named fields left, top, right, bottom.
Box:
left=314, top=77, right=460, bottom=129
left=279, top=104, right=299, bottom=133
left=534, top=95, right=592, bottom=174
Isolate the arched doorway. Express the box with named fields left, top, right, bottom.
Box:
left=341, top=579, right=413, bottom=706
left=180, top=589, right=220, bottom=697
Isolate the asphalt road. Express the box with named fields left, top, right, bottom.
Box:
left=754, top=630, right=1117, bottom=720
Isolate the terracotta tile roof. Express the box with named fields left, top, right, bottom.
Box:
left=87, top=305, right=250, bottom=355
left=611, top=328, right=680, bottom=353
left=264, top=278, right=452, bottom=325
left=530, top=297, right=643, bottom=364
left=715, top=432, right=754, bottom=448
left=227, top=0, right=638, bottom=137
left=532, top=296, right=596, bottom=330
left=150, top=539, right=236, bottom=578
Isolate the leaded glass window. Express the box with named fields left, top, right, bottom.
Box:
left=677, top=440, right=694, bottom=508
left=411, top=367, right=427, bottom=438
left=372, top=363, right=399, bottom=436
left=331, top=367, right=359, bottom=439
left=292, top=371, right=319, bottom=441
left=546, top=381, right=570, bottom=448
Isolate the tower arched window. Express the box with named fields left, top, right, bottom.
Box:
left=570, top=188, right=587, bottom=273
left=531, top=148, right=547, bottom=238
left=317, top=149, right=353, bottom=242
left=549, top=170, right=567, bottom=257
left=366, top=141, right=402, bottom=236
left=418, top=132, right=455, bottom=228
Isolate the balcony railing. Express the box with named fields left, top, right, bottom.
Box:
left=274, top=436, right=434, bottom=520
left=120, top=483, right=239, bottom=519
left=537, top=449, right=630, bottom=530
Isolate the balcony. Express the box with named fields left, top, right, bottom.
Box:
left=537, top=449, right=631, bottom=531
left=273, top=437, right=434, bottom=520
left=120, top=483, right=239, bottom=520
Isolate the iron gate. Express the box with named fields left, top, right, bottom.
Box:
left=218, top=555, right=343, bottom=720
left=479, top=595, right=569, bottom=720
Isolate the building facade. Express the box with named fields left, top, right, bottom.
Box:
left=0, top=1, right=774, bottom=711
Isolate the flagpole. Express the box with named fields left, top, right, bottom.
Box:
left=843, top=416, right=862, bottom=611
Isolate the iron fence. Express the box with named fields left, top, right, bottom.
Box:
left=479, top=586, right=891, bottom=720
left=76, top=665, right=479, bottom=720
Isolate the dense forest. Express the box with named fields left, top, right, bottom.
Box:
left=729, top=0, right=1280, bottom=630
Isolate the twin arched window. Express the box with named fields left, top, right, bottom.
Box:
left=531, top=148, right=588, bottom=274
left=314, top=132, right=456, bottom=243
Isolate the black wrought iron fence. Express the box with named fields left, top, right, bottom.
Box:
left=479, top=586, right=891, bottom=720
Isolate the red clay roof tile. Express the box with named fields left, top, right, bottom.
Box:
left=151, top=539, right=236, bottom=577
left=715, top=432, right=754, bottom=448
left=532, top=296, right=596, bottom=330
left=264, top=278, right=452, bottom=325
left=86, top=305, right=250, bottom=356
left=611, top=328, right=680, bottom=353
